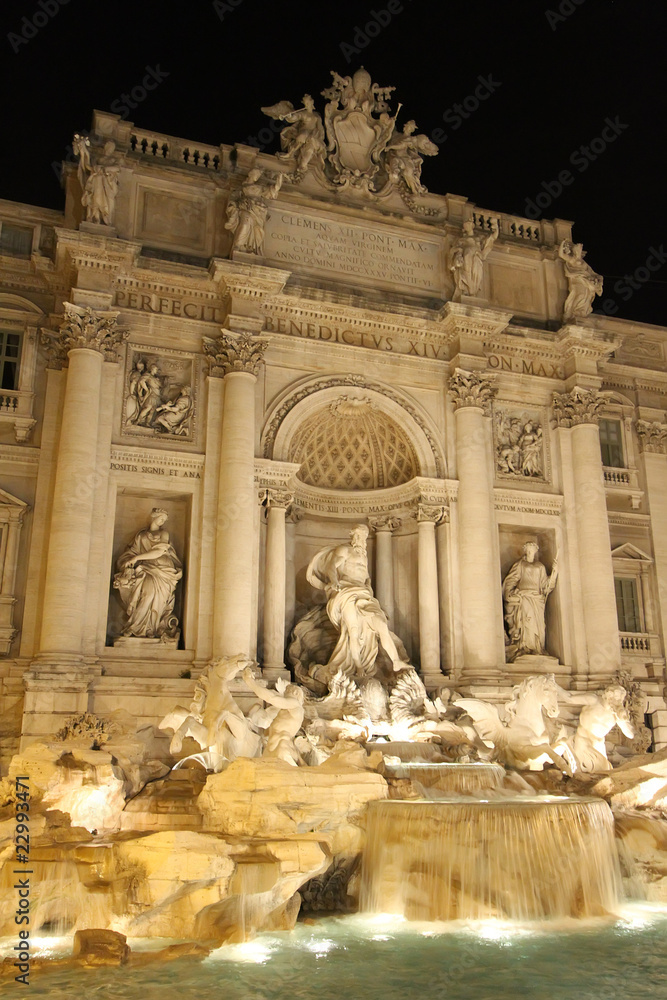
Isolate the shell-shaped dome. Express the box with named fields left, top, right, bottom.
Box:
left=288, top=396, right=418, bottom=491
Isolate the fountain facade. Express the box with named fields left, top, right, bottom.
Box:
left=0, top=67, right=667, bottom=987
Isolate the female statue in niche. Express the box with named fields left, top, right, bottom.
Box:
left=113, top=508, right=182, bottom=641
left=502, top=541, right=558, bottom=662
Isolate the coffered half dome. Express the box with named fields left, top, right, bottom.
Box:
left=288, top=396, right=418, bottom=490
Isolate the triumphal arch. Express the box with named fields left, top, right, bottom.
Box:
left=0, top=67, right=666, bottom=764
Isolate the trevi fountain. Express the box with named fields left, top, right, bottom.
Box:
left=0, top=69, right=666, bottom=997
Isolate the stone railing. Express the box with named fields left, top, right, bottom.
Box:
left=470, top=209, right=572, bottom=248
left=604, top=468, right=631, bottom=485
left=603, top=466, right=642, bottom=509
left=619, top=632, right=660, bottom=657
left=129, top=131, right=222, bottom=171
left=0, top=389, right=35, bottom=443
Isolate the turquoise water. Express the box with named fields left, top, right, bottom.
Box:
left=4, top=907, right=667, bottom=1000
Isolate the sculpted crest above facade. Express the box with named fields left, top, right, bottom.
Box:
left=263, top=68, right=438, bottom=207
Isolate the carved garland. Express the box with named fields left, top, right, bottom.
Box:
left=261, top=373, right=445, bottom=477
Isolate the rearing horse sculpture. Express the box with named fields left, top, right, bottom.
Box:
left=455, top=674, right=572, bottom=774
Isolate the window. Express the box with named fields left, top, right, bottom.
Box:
left=0, top=331, right=21, bottom=391
left=0, top=223, right=33, bottom=258
left=599, top=418, right=624, bottom=468
left=615, top=577, right=641, bottom=632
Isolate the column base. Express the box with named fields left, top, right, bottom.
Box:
left=21, top=661, right=93, bottom=747
left=459, top=664, right=508, bottom=686
left=421, top=669, right=447, bottom=692
left=262, top=665, right=292, bottom=683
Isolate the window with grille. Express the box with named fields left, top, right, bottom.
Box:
left=0, top=332, right=21, bottom=391
left=0, top=223, right=33, bottom=258
left=599, top=418, right=624, bottom=468
left=615, top=577, right=641, bottom=633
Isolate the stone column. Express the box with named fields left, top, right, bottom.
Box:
left=204, top=331, right=267, bottom=659
left=369, top=516, right=400, bottom=629
left=417, top=504, right=445, bottom=688
left=448, top=369, right=504, bottom=681
left=637, top=421, right=667, bottom=647
left=553, top=388, right=621, bottom=681
left=37, top=304, right=127, bottom=661
left=261, top=489, right=293, bottom=680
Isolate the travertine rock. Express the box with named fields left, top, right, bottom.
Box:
left=72, top=928, right=130, bottom=966
left=615, top=812, right=667, bottom=902
left=197, top=756, right=387, bottom=856
left=592, top=747, right=667, bottom=809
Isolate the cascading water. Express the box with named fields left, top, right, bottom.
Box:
left=360, top=795, right=623, bottom=921
left=382, top=761, right=505, bottom=797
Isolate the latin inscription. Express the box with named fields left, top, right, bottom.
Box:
left=487, top=354, right=562, bottom=378
left=110, top=462, right=201, bottom=479
left=115, top=288, right=223, bottom=323
left=264, top=208, right=443, bottom=292
left=263, top=314, right=448, bottom=359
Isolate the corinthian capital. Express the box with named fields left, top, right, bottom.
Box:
left=417, top=504, right=446, bottom=524
left=368, top=515, right=401, bottom=532
left=552, top=386, right=609, bottom=427
left=636, top=419, right=667, bottom=455
left=448, top=368, right=496, bottom=415
left=260, top=488, right=295, bottom=510
left=204, top=330, right=269, bottom=377
left=41, top=302, right=128, bottom=366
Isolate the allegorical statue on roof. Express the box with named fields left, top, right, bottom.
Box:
left=261, top=94, right=326, bottom=182
left=261, top=67, right=439, bottom=211
left=384, top=120, right=438, bottom=196
left=73, top=134, right=122, bottom=227
left=558, top=240, right=603, bottom=323
left=449, top=218, right=499, bottom=299
left=225, top=168, right=284, bottom=255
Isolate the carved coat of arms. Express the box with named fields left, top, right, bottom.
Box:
left=262, top=67, right=439, bottom=211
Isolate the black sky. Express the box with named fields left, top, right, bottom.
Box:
left=1, top=0, right=665, bottom=325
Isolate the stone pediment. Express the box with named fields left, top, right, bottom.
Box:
left=0, top=487, right=28, bottom=511
left=611, top=543, right=653, bottom=563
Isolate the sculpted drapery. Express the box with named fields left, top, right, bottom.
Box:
left=113, top=508, right=182, bottom=639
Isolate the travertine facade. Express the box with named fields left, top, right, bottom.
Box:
left=1, top=70, right=666, bottom=766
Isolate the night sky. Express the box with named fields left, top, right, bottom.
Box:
left=1, top=0, right=665, bottom=325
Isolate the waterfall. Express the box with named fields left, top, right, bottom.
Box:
left=383, top=762, right=505, bottom=797
left=360, top=798, right=623, bottom=921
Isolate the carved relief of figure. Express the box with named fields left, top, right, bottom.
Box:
left=262, top=94, right=326, bottom=179
left=134, top=363, right=163, bottom=427
left=502, top=542, right=558, bottom=661
left=306, top=524, right=410, bottom=683
left=154, top=385, right=193, bottom=435
left=568, top=685, right=634, bottom=772
left=113, top=508, right=182, bottom=641
left=518, top=421, right=544, bottom=477
left=558, top=240, right=603, bottom=323
left=225, top=169, right=284, bottom=255
left=495, top=414, right=544, bottom=478
left=450, top=218, right=498, bottom=300
left=496, top=415, right=523, bottom=474
left=384, top=120, right=438, bottom=195
left=125, top=358, right=146, bottom=425
left=79, top=139, right=121, bottom=226
left=243, top=667, right=306, bottom=766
